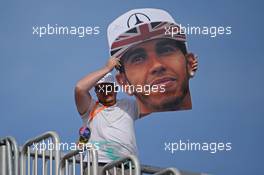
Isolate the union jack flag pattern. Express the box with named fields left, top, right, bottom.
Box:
left=110, top=22, right=187, bottom=58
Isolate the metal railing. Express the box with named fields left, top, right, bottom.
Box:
left=59, top=145, right=98, bottom=175
left=0, top=136, right=19, bottom=175
left=20, top=131, right=60, bottom=175
left=1, top=131, right=206, bottom=175
left=101, top=155, right=141, bottom=175
left=141, top=165, right=205, bottom=175
left=152, top=168, right=180, bottom=175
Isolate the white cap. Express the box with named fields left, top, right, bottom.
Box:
left=96, top=73, right=115, bottom=85
left=107, top=8, right=187, bottom=57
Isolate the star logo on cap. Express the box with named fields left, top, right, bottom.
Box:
left=127, top=13, right=151, bottom=28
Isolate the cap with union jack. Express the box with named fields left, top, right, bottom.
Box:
left=107, top=8, right=187, bottom=58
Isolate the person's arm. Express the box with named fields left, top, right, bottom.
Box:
left=74, top=57, right=120, bottom=115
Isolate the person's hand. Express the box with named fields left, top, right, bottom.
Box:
left=192, top=56, right=198, bottom=72
left=77, top=140, right=85, bottom=150
left=189, top=55, right=198, bottom=77
left=105, top=56, right=121, bottom=71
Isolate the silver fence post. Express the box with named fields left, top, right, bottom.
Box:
left=59, top=144, right=98, bottom=175
left=20, top=131, right=60, bottom=175
left=0, top=144, right=7, bottom=175
left=0, top=136, right=19, bottom=175
left=101, top=155, right=141, bottom=175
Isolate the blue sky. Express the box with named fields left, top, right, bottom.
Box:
left=1, top=0, right=263, bottom=174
